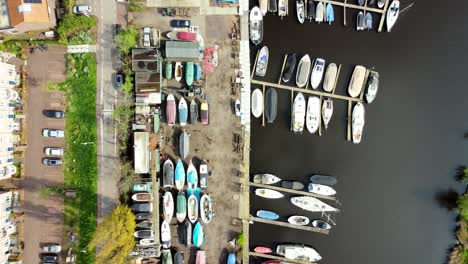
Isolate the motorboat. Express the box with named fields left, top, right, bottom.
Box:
left=253, top=173, right=281, bottom=184
left=134, top=230, right=154, bottom=239
left=190, top=99, right=198, bottom=124
left=166, top=62, right=172, bottom=80
left=163, top=159, right=174, bottom=188
left=321, top=98, right=333, bottom=130
left=175, top=62, right=183, bottom=82
left=178, top=97, right=188, bottom=126
left=348, top=65, right=366, bottom=97
left=187, top=159, right=198, bottom=190
left=140, top=238, right=157, bottom=246
left=260, top=0, right=268, bottom=15
left=186, top=62, right=194, bottom=86
left=357, top=11, right=365, bottom=31
left=291, top=92, right=306, bottom=133
left=161, top=220, right=171, bottom=248
left=135, top=213, right=152, bottom=221
left=281, top=181, right=305, bottom=190
left=162, top=250, right=172, bottom=264
left=250, top=6, right=263, bottom=45
left=295, top=54, right=311, bottom=88
left=256, top=210, right=279, bottom=220
left=291, top=196, right=340, bottom=212
left=255, top=46, right=269, bottom=77
left=235, top=99, right=241, bottom=117
left=269, top=0, right=277, bottom=13
left=193, top=221, right=204, bottom=248
left=365, top=71, right=379, bottom=103
left=132, top=192, right=153, bottom=202
left=288, top=215, right=310, bottom=226
left=132, top=203, right=153, bottom=213
left=177, top=192, right=187, bottom=223
left=167, top=31, right=197, bottom=41
left=309, top=174, right=338, bottom=185
left=166, top=93, right=176, bottom=126
left=378, top=0, right=385, bottom=8
left=254, top=246, right=273, bottom=254
left=184, top=220, right=192, bottom=247
left=137, top=220, right=153, bottom=229
left=278, top=0, right=287, bottom=18
left=352, top=103, right=365, bottom=144
left=305, top=96, right=320, bottom=134
left=386, top=0, right=400, bottom=32
left=265, top=88, right=277, bottom=123
left=195, top=63, right=202, bottom=81
left=312, top=219, right=332, bottom=230
left=315, top=2, right=324, bottom=23
left=276, top=244, right=321, bottom=262
left=188, top=194, right=199, bottom=223
left=200, top=101, right=209, bottom=125
left=200, top=194, right=214, bottom=223
left=196, top=250, right=206, bottom=264
left=306, top=0, right=315, bottom=22
left=251, top=89, right=263, bottom=118
left=325, top=3, right=334, bottom=24
left=323, top=63, right=337, bottom=92
left=179, top=130, right=189, bottom=159
left=175, top=159, right=185, bottom=191
left=174, top=251, right=184, bottom=264
left=310, top=58, right=325, bottom=89
left=163, top=191, right=174, bottom=221
left=281, top=53, right=297, bottom=83
left=365, top=12, right=373, bottom=30
left=255, top=188, right=284, bottom=199
left=296, top=0, right=305, bottom=24
left=133, top=183, right=151, bottom=192
left=308, top=183, right=337, bottom=196
left=199, top=160, right=209, bottom=189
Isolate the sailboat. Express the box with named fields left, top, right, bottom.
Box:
left=250, top=6, right=263, bottom=45
left=352, top=103, right=365, bottom=144
left=276, top=244, right=322, bottom=262
left=365, top=71, right=379, bottom=103
left=251, top=89, right=263, bottom=118
left=295, top=54, right=311, bottom=88
left=255, top=188, right=284, bottom=199
left=255, top=46, right=269, bottom=77
left=321, top=98, right=333, bottom=130
left=386, top=0, right=400, bottom=32
left=291, top=196, right=340, bottom=212
left=307, top=183, right=337, bottom=196
left=296, top=0, right=305, bottom=24
left=305, top=96, right=320, bottom=134
left=315, top=2, right=324, bottom=23
left=322, top=63, right=337, bottom=92
left=325, top=3, right=334, bottom=25
left=291, top=92, right=306, bottom=133
left=348, top=65, right=366, bottom=98
left=306, top=0, right=315, bottom=22
left=175, top=159, right=185, bottom=191
left=187, top=159, right=198, bottom=190
left=310, top=58, right=325, bottom=89
left=265, top=88, right=277, bottom=123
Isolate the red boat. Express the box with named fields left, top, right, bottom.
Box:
left=166, top=93, right=176, bottom=126
left=200, top=101, right=209, bottom=125
left=254, top=246, right=272, bottom=254
left=177, top=32, right=197, bottom=41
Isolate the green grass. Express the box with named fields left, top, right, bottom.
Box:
left=58, top=15, right=97, bottom=44
left=128, top=4, right=145, bottom=11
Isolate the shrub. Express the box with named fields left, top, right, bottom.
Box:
left=58, top=15, right=97, bottom=43
left=114, top=26, right=138, bottom=55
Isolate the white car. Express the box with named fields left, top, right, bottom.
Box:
left=73, top=5, right=92, bottom=14
left=44, top=147, right=64, bottom=156
left=42, top=129, right=64, bottom=138
left=143, top=27, right=151, bottom=47
left=43, top=243, right=61, bottom=253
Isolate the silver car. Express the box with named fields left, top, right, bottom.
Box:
left=73, top=5, right=91, bottom=14
left=44, top=147, right=64, bottom=156
left=43, top=243, right=61, bottom=253
left=42, top=129, right=64, bottom=138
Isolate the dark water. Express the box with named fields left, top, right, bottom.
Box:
left=249, top=1, right=468, bottom=263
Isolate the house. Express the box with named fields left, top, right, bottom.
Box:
left=0, top=0, right=56, bottom=34
left=165, top=41, right=201, bottom=62
left=132, top=48, right=162, bottom=104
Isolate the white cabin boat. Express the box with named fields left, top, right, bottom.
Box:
left=310, top=58, right=325, bottom=89
left=288, top=215, right=310, bottom=226
left=386, top=0, right=400, bottom=32
left=291, top=93, right=306, bottom=133
left=250, top=6, right=263, bottom=45
left=255, top=46, right=269, bottom=77
left=253, top=174, right=281, bottom=184
left=352, top=103, right=365, bottom=144
left=161, top=220, right=171, bottom=249
left=305, top=96, right=320, bottom=134
left=296, top=0, right=305, bottom=24
left=278, top=0, right=287, bottom=18
left=321, top=98, right=333, bottom=130
left=365, top=71, right=379, bottom=103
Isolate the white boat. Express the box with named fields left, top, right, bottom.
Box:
left=255, top=46, right=269, bottom=77
left=315, top=2, right=324, bottom=23
left=188, top=194, right=198, bottom=223
left=348, top=65, right=366, bottom=98
left=296, top=0, right=305, bottom=24
left=386, top=0, right=400, bottom=32
left=161, top=220, right=171, bottom=249
left=352, top=103, right=365, bottom=144
left=356, top=11, right=364, bottom=31
left=291, top=93, right=306, bottom=133
left=140, top=238, right=157, bottom=246
left=365, top=71, right=379, bottom=103
left=295, top=54, right=311, bottom=88
left=278, top=0, right=287, bottom=18
left=251, top=89, right=263, bottom=118
left=291, top=196, right=339, bottom=212
left=253, top=174, right=281, bottom=185
left=312, top=220, right=332, bottom=230
left=307, top=183, right=337, bottom=196
left=187, top=159, right=198, bottom=190
left=321, top=98, right=333, bottom=130
left=163, top=192, right=174, bottom=221
left=276, top=244, right=322, bottom=262
left=322, top=63, right=337, bottom=92
left=255, top=188, right=284, bottom=199
left=260, top=0, right=268, bottom=15
left=377, top=0, right=385, bottom=8
left=175, top=62, right=183, bottom=82
left=305, top=96, right=320, bottom=134
left=288, top=215, right=310, bottom=226
left=310, top=58, right=325, bottom=89
left=179, top=97, right=188, bottom=126
left=200, top=194, right=214, bottom=224
left=250, top=6, right=263, bottom=45
left=235, top=99, right=241, bottom=117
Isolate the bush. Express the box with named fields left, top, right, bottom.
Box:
left=115, top=26, right=138, bottom=55
left=69, top=30, right=93, bottom=45
left=58, top=15, right=97, bottom=43
left=128, top=4, right=145, bottom=11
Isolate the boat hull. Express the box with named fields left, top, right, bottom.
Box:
left=256, top=210, right=279, bottom=220
left=352, top=103, right=365, bottom=144
left=312, top=219, right=332, bottom=230
left=295, top=54, right=311, bottom=88
left=176, top=192, right=187, bottom=223
left=308, top=183, right=337, bottom=196
left=315, top=2, right=324, bottom=22
left=309, top=174, right=338, bottom=185
left=166, top=94, right=176, bottom=126
left=175, top=159, right=185, bottom=191
left=163, top=192, right=174, bottom=221
left=187, top=159, right=198, bottom=190
left=281, top=181, right=305, bottom=190
left=296, top=0, right=305, bottom=24
left=161, top=220, right=171, bottom=249
left=365, top=71, right=379, bottom=103
left=276, top=244, right=322, bottom=262
left=253, top=173, right=281, bottom=185
left=193, top=221, right=204, bottom=248
left=282, top=53, right=297, bottom=83
left=321, top=98, right=333, bottom=130
left=265, top=88, right=277, bottom=123
left=255, top=188, right=284, bottom=199
left=291, top=92, right=306, bottom=133
left=250, top=7, right=264, bottom=45
left=348, top=65, right=366, bottom=97
left=291, top=196, right=339, bottom=212
left=178, top=97, right=188, bottom=126
left=251, top=89, right=263, bottom=118
left=386, top=0, right=400, bottom=32
left=288, top=215, right=310, bottom=226
left=306, top=96, right=320, bottom=134
left=323, top=63, right=337, bottom=92
left=163, top=159, right=174, bottom=188
left=188, top=194, right=199, bottom=223
left=179, top=130, right=189, bottom=159
left=255, top=46, right=269, bottom=77
left=310, top=58, right=325, bottom=89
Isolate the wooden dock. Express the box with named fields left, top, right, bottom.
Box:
left=249, top=181, right=336, bottom=201
left=250, top=216, right=329, bottom=234
left=249, top=252, right=317, bottom=264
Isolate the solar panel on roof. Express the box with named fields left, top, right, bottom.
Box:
left=24, top=0, right=42, bottom=3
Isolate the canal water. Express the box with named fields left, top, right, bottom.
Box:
left=249, top=1, right=468, bottom=263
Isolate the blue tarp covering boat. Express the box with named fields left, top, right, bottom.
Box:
left=193, top=221, right=204, bottom=248
left=326, top=3, right=334, bottom=24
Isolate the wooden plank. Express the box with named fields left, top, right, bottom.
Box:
left=290, top=90, right=294, bottom=131
left=278, top=54, right=288, bottom=85
left=249, top=252, right=317, bottom=264
left=331, top=64, right=342, bottom=95
left=318, top=95, right=323, bottom=136
left=313, top=0, right=386, bottom=14
left=250, top=181, right=337, bottom=201
left=250, top=216, right=329, bottom=234
left=347, top=100, right=352, bottom=142
left=377, top=0, right=390, bottom=32
left=251, top=48, right=260, bottom=80
left=262, top=85, right=266, bottom=127
left=343, top=0, right=347, bottom=26
left=359, top=68, right=371, bottom=102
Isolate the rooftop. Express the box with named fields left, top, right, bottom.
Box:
left=132, top=48, right=161, bottom=72
left=165, top=41, right=201, bottom=62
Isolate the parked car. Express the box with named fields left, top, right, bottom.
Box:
left=41, top=253, right=59, bottom=262
left=45, top=110, right=65, bottom=119
left=131, top=203, right=153, bottom=212
left=143, top=27, right=151, bottom=47
left=43, top=158, right=62, bottom=166
left=43, top=243, right=61, bottom=253
left=115, top=74, right=123, bottom=88
left=42, top=129, right=64, bottom=138
left=44, top=147, right=64, bottom=156
left=134, top=230, right=154, bottom=239
left=73, top=5, right=91, bottom=14
left=170, top=19, right=191, bottom=28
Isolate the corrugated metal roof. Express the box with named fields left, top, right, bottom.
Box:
left=165, top=41, right=201, bottom=61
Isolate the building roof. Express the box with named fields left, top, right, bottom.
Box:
left=132, top=48, right=161, bottom=72
left=134, top=132, right=149, bottom=174
left=7, top=0, right=50, bottom=27
left=165, top=41, right=201, bottom=61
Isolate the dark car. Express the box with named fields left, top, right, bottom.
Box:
left=42, top=158, right=62, bottom=166
left=170, top=19, right=191, bottom=28
left=41, top=253, right=59, bottom=262
left=115, top=74, right=123, bottom=88
left=45, top=110, right=65, bottom=119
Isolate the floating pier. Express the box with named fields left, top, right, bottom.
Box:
left=249, top=252, right=317, bottom=264
left=250, top=181, right=336, bottom=201
left=250, top=216, right=330, bottom=234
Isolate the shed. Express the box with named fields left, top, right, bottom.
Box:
left=165, top=41, right=201, bottom=62
left=134, top=132, right=150, bottom=174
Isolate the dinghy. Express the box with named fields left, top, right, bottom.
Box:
left=256, top=210, right=279, bottom=220
left=365, top=12, right=373, bottom=30
left=278, top=0, right=287, bottom=18
left=348, top=65, right=366, bottom=97
left=175, top=62, right=183, bottom=82
left=255, top=46, right=269, bottom=77
left=386, top=0, right=400, bottom=32
left=321, top=98, right=333, bottom=130
left=378, top=0, right=385, bottom=8
left=199, top=159, right=209, bottom=189
left=179, top=130, right=189, bottom=159
left=282, top=53, right=297, bottom=83
left=166, top=62, right=173, bottom=80
left=195, top=63, right=202, bottom=81
left=325, top=3, right=334, bottom=24
left=315, top=2, right=324, bottom=23
left=174, top=251, right=184, bottom=264
left=357, top=11, right=364, bottom=31
left=308, top=183, right=337, bottom=196
left=166, top=93, right=176, bottom=126
left=254, top=246, right=273, bottom=254
left=132, top=192, right=153, bottom=202
left=276, top=244, right=322, bottom=262
left=250, top=6, right=263, bottom=45
left=161, top=220, right=171, bottom=248
left=291, top=196, right=340, bottom=212
left=177, top=192, right=187, bottom=223
left=190, top=99, right=198, bottom=124
left=307, top=0, right=315, bottom=22
left=163, top=159, right=174, bottom=188
left=234, top=99, right=241, bottom=117
left=175, top=159, right=185, bottom=191
left=200, top=101, right=209, bottom=125
left=296, top=0, right=305, bottom=24
left=281, top=181, right=305, bottom=190
left=187, top=159, right=198, bottom=190
left=288, top=215, right=310, bottom=226
left=184, top=220, right=192, bottom=247
left=163, top=192, right=174, bottom=221
left=312, top=219, right=332, bottom=230
left=352, top=103, right=365, bottom=144
left=162, top=250, right=172, bottom=264
left=196, top=250, right=206, bottom=264
left=260, top=0, right=268, bottom=15
left=136, top=213, right=152, bottom=221
left=193, top=221, right=204, bottom=248
left=309, top=174, right=338, bottom=185
left=269, top=0, right=277, bottom=13
left=133, top=183, right=151, bottom=192
left=200, top=194, right=214, bottom=223
left=188, top=194, right=198, bottom=223
left=305, top=96, right=320, bottom=134
left=255, top=188, right=284, bottom=199
left=291, top=92, right=306, bottom=133
left=140, top=238, right=157, bottom=246
left=178, top=97, right=188, bottom=126
left=137, top=220, right=153, bottom=229
left=251, top=89, right=263, bottom=118
left=310, top=58, right=325, bottom=89
left=295, top=54, right=311, bottom=88
left=323, top=63, right=337, bottom=92
left=365, top=71, right=379, bottom=103
left=253, top=173, right=281, bottom=184
left=265, top=88, right=277, bottom=123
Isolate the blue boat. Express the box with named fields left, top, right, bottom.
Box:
left=178, top=97, right=188, bottom=126
left=175, top=159, right=186, bottom=191
left=227, top=253, right=236, bottom=264
left=186, top=187, right=201, bottom=202
left=256, top=210, right=279, bottom=220
left=194, top=63, right=202, bottom=81
left=325, top=3, right=334, bottom=24
left=193, top=221, right=204, bottom=248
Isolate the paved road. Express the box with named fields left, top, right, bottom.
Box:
left=95, top=0, right=119, bottom=223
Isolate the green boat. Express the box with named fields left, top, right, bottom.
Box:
left=133, top=183, right=151, bottom=192
left=153, top=113, right=160, bottom=134
left=162, top=249, right=173, bottom=264
left=154, top=149, right=160, bottom=173
left=185, top=62, right=194, bottom=86
left=166, top=62, right=173, bottom=80
left=176, top=192, right=187, bottom=223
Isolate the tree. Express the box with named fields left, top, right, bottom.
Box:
left=115, top=26, right=138, bottom=55
left=458, top=195, right=468, bottom=221
left=88, top=205, right=136, bottom=264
